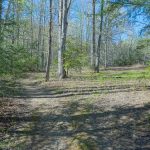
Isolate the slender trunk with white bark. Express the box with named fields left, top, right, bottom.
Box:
left=92, top=0, right=96, bottom=70
left=95, top=0, right=104, bottom=73
left=58, top=0, right=63, bottom=79
left=58, top=0, right=71, bottom=79
left=30, top=0, right=34, bottom=57
left=0, top=0, right=2, bottom=40
left=46, top=0, right=53, bottom=81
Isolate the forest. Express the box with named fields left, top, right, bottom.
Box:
left=0, top=0, right=150, bottom=149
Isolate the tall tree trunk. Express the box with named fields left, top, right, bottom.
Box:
left=105, top=37, right=108, bottom=69
left=85, top=2, right=90, bottom=52
left=3, top=0, right=12, bottom=43
left=0, top=0, right=2, bottom=40
left=92, top=0, right=96, bottom=70
left=79, top=0, right=84, bottom=52
left=95, top=0, right=104, bottom=73
left=16, top=0, right=20, bottom=45
left=58, top=0, right=63, bottom=79
left=62, top=0, right=68, bottom=71
left=58, top=0, right=72, bottom=79
left=12, top=0, right=15, bottom=44
left=41, top=0, right=46, bottom=71
left=0, top=0, right=2, bottom=20
left=105, top=15, right=109, bottom=69
left=42, top=12, right=46, bottom=71
left=37, top=0, right=44, bottom=70
left=30, top=0, right=34, bottom=57
left=46, top=0, right=53, bottom=82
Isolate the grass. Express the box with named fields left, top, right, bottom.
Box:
left=0, top=67, right=150, bottom=149
left=60, top=68, right=150, bottom=89
left=94, top=69, right=150, bottom=81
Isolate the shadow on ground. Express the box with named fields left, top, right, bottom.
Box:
left=1, top=100, right=150, bottom=150
left=0, top=80, right=22, bottom=97
left=1, top=74, right=150, bottom=149
left=13, top=84, right=150, bottom=99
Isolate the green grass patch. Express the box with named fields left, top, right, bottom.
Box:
left=89, top=69, right=150, bottom=82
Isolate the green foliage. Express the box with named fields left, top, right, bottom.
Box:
left=114, top=49, right=143, bottom=66
left=113, top=40, right=144, bottom=66
left=64, top=39, right=88, bottom=73
left=0, top=43, right=38, bottom=75
left=137, top=38, right=150, bottom=53
left=109, top=0, right=150, bottom=34
left=137, top=38, right=150, bottom=64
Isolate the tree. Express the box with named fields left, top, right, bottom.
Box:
left=0, top=0, right=2, bottom=40
left=0, top=0, right=149, bottom=76
left=58, top=0, right=72, bottom=79
left=92, top=0, right=96, bottom=70
left=95, top=0, right=104, bottom=73
left=46, top=0, right=53, bottom=82
left=110, top=0, right=150, bottom=34
left=30, top=0, right=34, bottom=57
left=37, top=0, right=44, bottom=70
left=64, top=39, right=88, bottom=76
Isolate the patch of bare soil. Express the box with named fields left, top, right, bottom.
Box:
left=0, top=73, right=150, bottom=150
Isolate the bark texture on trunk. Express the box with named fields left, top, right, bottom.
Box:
left=0, top=0, right=2, bottom=41
left=58, top=0, right=63, bottom=79
left=58, top=0, right=72, bottom=79
left=92, top=0, right=96, bottom=70
left=95, top=0, right=104, bottom=73
left=46, top=0, right=53, bottom=81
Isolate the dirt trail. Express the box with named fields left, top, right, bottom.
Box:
left=1, top=73, right=150, bottom=150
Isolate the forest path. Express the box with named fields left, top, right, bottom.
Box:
left=1, top=72, right=150, bottom=150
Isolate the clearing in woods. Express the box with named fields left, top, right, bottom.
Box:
left=0, top=67, right=150, bottom=150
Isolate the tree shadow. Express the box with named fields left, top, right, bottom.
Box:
left=0, top=79, right=22, bottom=97
left=1, top=99, right=150, bottom=149
left=11, top=84, right=150, bottom=99
left=1, top=74, right=150, bottom=149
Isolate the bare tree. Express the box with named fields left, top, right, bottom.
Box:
left=37, top=0, right=44, bottom=70
left=58, top=0, right=72, bottom=79
left=16, top=0, right=20, bottom=45
left=95, top=0, right=104, bottom=73
left=46, top=0, right=53, bottom=82
left=30, top=0, right=34, bottom=57
left=58, top=0, right=63, bottom=79
left=0, top=0, right=2, bottom=23
left=92, top=0, right=96, bottom=70
left=0, top=0, right=2, bottom=41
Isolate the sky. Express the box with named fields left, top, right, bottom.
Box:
left=2, top=0, right=147, bottom=41
left=70, top=0, right=145, bottom=41
left=31, top=0, right=147, bottom=39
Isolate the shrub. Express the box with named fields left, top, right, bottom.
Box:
left=0, top=43, right=38, bottom=75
